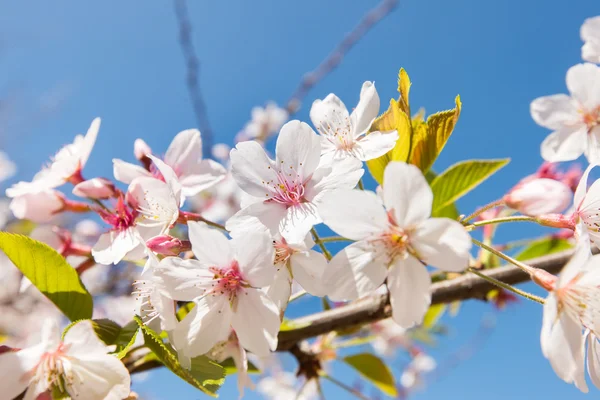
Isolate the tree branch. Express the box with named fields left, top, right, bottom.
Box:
left=285, top=0, right=399, bottom=116
left=276, top=247, right=581, bottom=350
left=174, top=0, right=214, bottom=157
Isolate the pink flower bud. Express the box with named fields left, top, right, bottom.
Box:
left=146, top=235, right=191, bottom=256
left=504, top=178, right=572, bottom=216
left=134, top=139, right=152, bottom=161
left=535, top=213, right=576, bottom=230
left=9, top=190, right=64, bottom=223
left=72, top=178, right=116, bottom=199
left=530, top=268, right=558, bottom=291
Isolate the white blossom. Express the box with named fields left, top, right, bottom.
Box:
left=243, top=102, right=288, bottom=141
left=531, top=63, right=600, bottom=163
left=310, top=81, right=398, bottom=163
left=227, top=120, right=363, bottom=244
left=0, top=319, right=131, bottom=400
left=319, top=161, right=471, bottom=328
left=582, top=16, right=600, bottom=64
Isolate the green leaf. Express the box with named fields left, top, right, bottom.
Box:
left=343, top=353, right=397, bottom=397
left=0, top=232, right=92, bottom=321
left=515, top=237, right=573, bottom=261
left=397, top=68, right=411, bottom=113
left=410, top=96, right=462, bottom=172
left=425, top=170, right=460, bottom=219
left=430, top=159, right=510, bottom=214
left=219, top=358, right=261, bottom=375
left=177, top=301, right=196, bottom=321
left=423, top=304, right=446, bottom=328
left=134, top=316, right=225, bottom=396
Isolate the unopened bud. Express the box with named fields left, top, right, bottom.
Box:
left=146, top=235, right=191, bottom=256
left=535, top=213, right=576, bottom=230
left=504, top=178, right=572, bottom=216
left=73, top=178, right=116, bottom=199
left=530, top=268, right=558, bottom=292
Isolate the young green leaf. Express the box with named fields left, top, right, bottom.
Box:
left=343, top=353, right=397, bottom=397
left=430, top=159, right=510, bottom=214
left=219, top=357, right=261, bottom=375
left=62, top=319, right=139, bottom=359
left=397, top=68, right=411, bottom=113
left=515, top=237, right=573, bottom=261
left=134, top=316, right=225, bottom=396
left=0, top=232, right=93, bottom=321
left=425, top=170, right=460, bottom=219
left=410, top=96, right=462, bottom=172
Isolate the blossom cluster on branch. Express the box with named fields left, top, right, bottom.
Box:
left=0, top=13, right=600, bottom=400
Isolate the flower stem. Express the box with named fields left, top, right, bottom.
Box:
left=289, top=289, right=308, bottom=303
left=465, top=215, right=537, bottom=231
left=320, top=374, right=370, bottom=400
left=357, top=179, right=364, bottom=190
left=471, top=238, right=533, bottom=274
left=461, top=199, right=505, bottom=223
left=467, top=267, right=545, bottom=305
left=315, top=236, right=352, bottom=244
left=177, top=211, right=226, bottom=231
left=311, top=228, right=332, bottom=260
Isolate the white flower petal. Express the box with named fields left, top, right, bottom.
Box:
left=67, top=353, right=131, bottom=400
left=154, top=257, right=214, bottom=301
left=230, top=141, right=278, bottom=198
left=233, top=226, right=275, bottom=288
left=387, top=256, right=431, bottom=329
left=164, top=129, right=202, bottom=172
left=530, top=94, right=579, bottom=130
left=581, top=17, right=600, bottom=63
left=173, top=295, right=232, bottom=359
left=310, top=93, right=350, bottom=132
left=279, top=202, right=321, bottom=244
left=0, top=345, right=46, bottom=399
left=318, top=189, right=387, bottom=240
left=324, top=240, right=388, bottom=302
left=567, top=63, right=600, bottom=111
left=383, top=162, right=432, bottom=227
left=226, top=201, right=288, bottom=239
left=351, top=81, right=380, bottom=135
left=290, top=250, right=328, bottom=296
left=355, top=130, right=399, bottom=161
left=179, top=159, right=227, bottom=197
left=231, top=289, right=280, bottom=356
left=188, top=221, right=233, bottom=267
left=411, top=218, right=471, bottom=272
left=540, top=126, right=587, bottom=163
left=265, top=266, right=292, bottom=312
left=92, top=229, right=141, bottom=265
left=586, top=126, right=600, bottom=164
left=307, top=158, right=364, bottom=201
left=64, top=320, right=111, bottom=354
left=112, top=159, right=150, bottom=184
left=275, top=120, right=321, bottom=179
left=587, top=333, right=600, bottom=390
left=557, top=232, right=591, bottom=289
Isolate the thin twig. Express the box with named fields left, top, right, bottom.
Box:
left=174, top=0, right=214, bottom=156
left=285, top=0, right=399, bottom=115
left=467, top=267, right=545, bottom=304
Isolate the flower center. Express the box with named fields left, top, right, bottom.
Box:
left=264, top=164, right=307, bottom=207
left=316, top=111, right=355, bottom=152
left=557, top=278, right=600, bottom=336
left=274, top=239, right=294, bottom=265
left=98, top=195, right=137, bottom=231
left=209, top=261, right=247, bottom=300
left=582, top=106, right=600, bottom=131
left=371, top=211, right=413, bottom=264
left=32, top=343, right=73, bottom=395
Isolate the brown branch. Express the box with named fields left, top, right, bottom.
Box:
left=174, top=0, right=213, bottom=156
left=285, top=0, right=399, bottom=116
left=276, top=247, right=581, bottom=350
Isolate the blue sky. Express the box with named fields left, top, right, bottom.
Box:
left=2, top=0, right=599, bottom=399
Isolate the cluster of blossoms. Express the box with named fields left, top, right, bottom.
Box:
left=1, top=13, right=600, bottom=400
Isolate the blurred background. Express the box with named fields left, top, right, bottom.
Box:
left=1, top=0, right=599, bottom=398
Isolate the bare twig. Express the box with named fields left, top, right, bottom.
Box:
left=174, top=0, right=213, bottom=156
left=285, top=0, right=399, bottom=115
left=276, top=247, right=581, bottom=350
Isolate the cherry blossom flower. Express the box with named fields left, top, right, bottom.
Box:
left=152, top=222, right=280, bottom=366
left=582, top=16, right=600, bottom=64
left=113, top=129, right=226, bottom=200
left=400, top=353, right=436, bottom=391
left=227, top=120, right=363, bottom=244
left=242, top=102, right=288, bottom=142
left=370, top=318, right=411, bottom=357
left=9, top=189, right=65, bottom=223
left=208, top=331, right=253, bottom=397
left=310, top=82, right=398, bottom=163
left=318, top=161, right=471, bottom=328
left=73, top=177, right=116, bottom=199
left=531, top=63, right=600, bottom=163
left=6, top=118, right=100, bottom=197
left=257, top=372, right=318, bottom=400
left=261, top=232, right=327, bottom=312
left=570, top=164, right=600, bottom=246
left=0, top=319, right=131, bottom=400
left=190, top=172, right=242, bottom=224
left=92, top=156, right=181, bottom=265
left=0, top=151, right=16, bottom=183
left=504, top=178, right=572, bottom=216
left=536, top=233, right=600, bottom=392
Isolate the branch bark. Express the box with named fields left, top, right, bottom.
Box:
left=276, top=247, right=580, bottom=350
